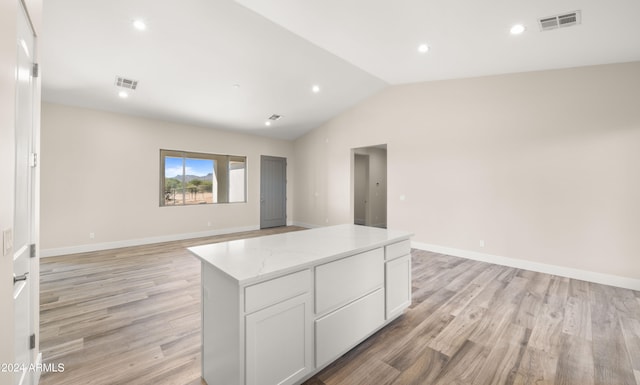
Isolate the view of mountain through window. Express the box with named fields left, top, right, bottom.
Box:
left=160, top=150, right=246, bottom=206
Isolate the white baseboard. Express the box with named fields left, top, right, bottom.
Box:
left=412, top=241, right=640, bottom=291
left=291, top=222, right=386, bottom=229
left=291, top=221, right=321, bottom=229
left=40, top=225, right=260, bottom=258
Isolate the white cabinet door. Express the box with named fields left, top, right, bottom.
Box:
left=245, top=293, right=312, bottom=385
left=385, top=254, right=412, bottom=319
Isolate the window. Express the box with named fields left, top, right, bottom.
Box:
left=160, top=149, right=246, bottom=206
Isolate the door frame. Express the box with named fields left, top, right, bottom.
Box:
left=13, top=3, right=40, bottom=384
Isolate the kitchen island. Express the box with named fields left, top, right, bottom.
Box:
left=188, top=224, right=413, bottom=385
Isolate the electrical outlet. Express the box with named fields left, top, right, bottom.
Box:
left=89, top=232, right=95, bottom=239
left=479, top=240, right=485, bottom=248
left=3, top=228, right=13, bottom=256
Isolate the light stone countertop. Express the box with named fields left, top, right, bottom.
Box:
left=188, top=224, right=413, bottom=285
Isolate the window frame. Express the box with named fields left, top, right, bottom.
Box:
left=159, top=149, right=247, bottom=207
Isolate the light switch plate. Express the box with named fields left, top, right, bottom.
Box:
left=3, top=228, right=13, bottom=256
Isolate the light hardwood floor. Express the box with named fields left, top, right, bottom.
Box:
left=39, top=226, right=306, bottom=385
left=40, top=229, right=640, bottom=385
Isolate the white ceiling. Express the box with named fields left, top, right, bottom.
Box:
left=41, top=0, right=640, bottom=140
left=236, top=0, right=640, bottom=84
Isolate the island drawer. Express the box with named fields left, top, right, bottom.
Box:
left=245, top=269, right=311, bottom=313
left=315, top=248, right=383, bottom=315
left=315, top=288, right=385, bottom=368
left=385, top=239, right=411, bottom=261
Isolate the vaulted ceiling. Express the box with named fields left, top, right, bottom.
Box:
left=41, top=0, right=640, bottom=140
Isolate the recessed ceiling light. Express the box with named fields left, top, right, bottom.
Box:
left=118, top=91, right=129, bottom=99
left=312, top=85, right=320, bottom=93
left=133, top=19, right=147, bottom=31
left=233, top=84, right=240, bottom=89
left=265, top=121, right=271, bottom=127
left=417, top=44, right=430, bottom=54
left=510, top=24, right=526, bottom=35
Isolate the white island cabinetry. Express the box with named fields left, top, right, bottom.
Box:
left=189, top=224, right=412, bottom=385
left=385, top=239, right=412, bottom=319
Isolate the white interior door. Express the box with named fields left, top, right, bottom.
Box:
left=14, top=4, right=36, bottom=385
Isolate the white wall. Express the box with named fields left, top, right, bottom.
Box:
left=294, top=62, right=640, bottom=286
left=38, top=62, right=640, bottom=288
left=1, top=0, right=42, bottom=383
left=41, top=103, right=294, bottom=255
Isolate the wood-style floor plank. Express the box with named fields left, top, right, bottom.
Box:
left=513, top=346, right=558, bottom=385
left=471, top=322, right=529, bottom=385
left=388, top=346, right=447, bottom=385
left=554, top=334, right=594, bottom=385
left=431, top=340, right=491, bottom=385
left=39, top=228, right=640, bottom=385
left=590, top=284, right=637, bottom=385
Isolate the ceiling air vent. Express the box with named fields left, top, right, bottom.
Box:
left=268, top=114, right=282, bottom=121
left=539, top=11, right=581, bottom=31
left=115, top=76, right=138, bottom=90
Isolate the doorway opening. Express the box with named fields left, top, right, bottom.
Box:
left=352, top=145, right=387, bottom=228
left=260, top=155, right=287, bottom=228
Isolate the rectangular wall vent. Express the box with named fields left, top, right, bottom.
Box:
left=115, top=76, right=138, bottom=90
left=538, top=11, right=581, bottom=31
